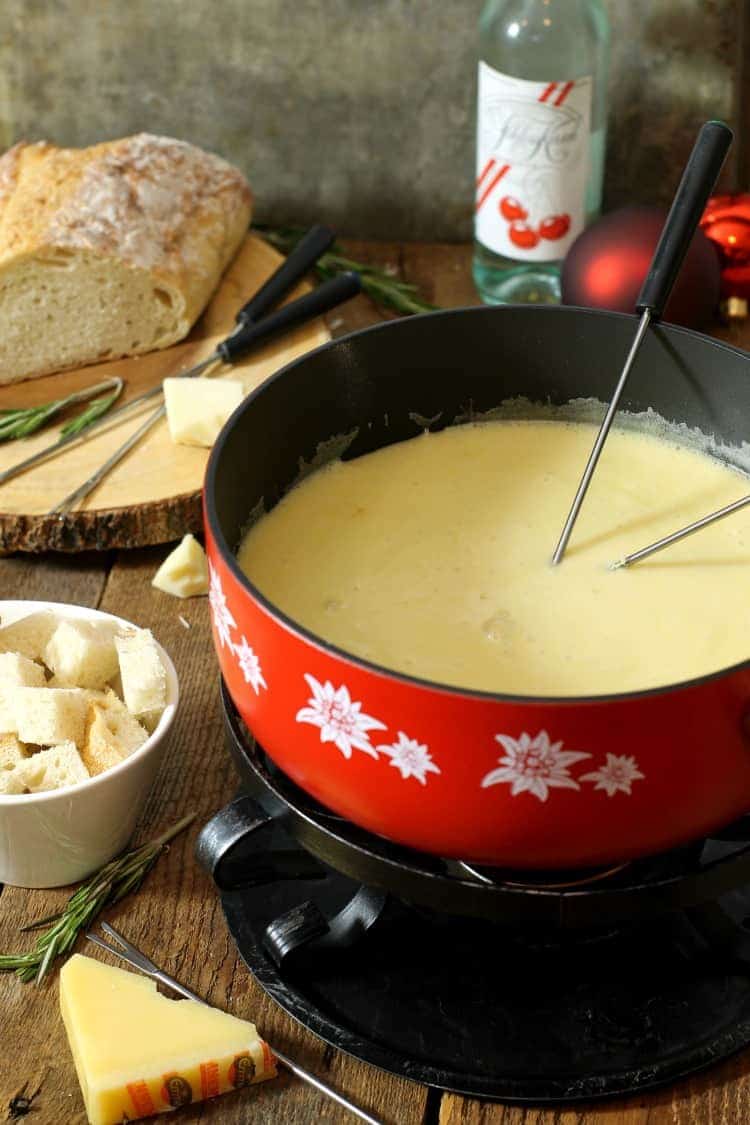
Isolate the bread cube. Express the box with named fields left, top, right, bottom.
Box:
left=15, top=741, right=89, bottom=792
left=0, top=732, right=29, bottom=792
left=0, top=611, right=56, bottom=661
left=81, top=690, right=148, bottom=777
left=152, top=534, right=209, bottom=598
left=0, top=651, right=46, bottom=689
left=114, top=630, right=166, bottom=719
left=44, top=619, right=119, bottom=690
left=0, top=768, right=25, bottom=795
left=0, top=689, right=16, bottom=733
left=14, top=687, right=88, bottom=746
left=163, top=376, right=244, bottom=447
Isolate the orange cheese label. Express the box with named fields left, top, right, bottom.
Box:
left=200, top=1060, right=220, bottom=1099
left=126, top=1081, right=156, bottom=1118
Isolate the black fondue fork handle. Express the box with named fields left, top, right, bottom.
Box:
left=636, top=120, right=733, bottom=321
left=236, top=224, right=336, bottom=326
left=218, top=271, right=362, bottom=364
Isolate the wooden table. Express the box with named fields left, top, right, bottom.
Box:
left=2, top=242, right=750, bottom=1125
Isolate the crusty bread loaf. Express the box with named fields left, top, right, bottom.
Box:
left=0, top=133, right=252, bottom=384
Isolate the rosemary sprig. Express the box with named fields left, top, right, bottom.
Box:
left=256, top=225, right=438, bottom=316
left=0, top=376, right=123, bottom=443
left=60, top=384, right=123, bottom=438
left=0, top=811, right=195, bottom=984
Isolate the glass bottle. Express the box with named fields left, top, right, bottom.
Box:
left=473, top=0, right=610, bottom=305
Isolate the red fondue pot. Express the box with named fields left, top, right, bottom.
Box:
left=203, top=305, right=750, bottom=869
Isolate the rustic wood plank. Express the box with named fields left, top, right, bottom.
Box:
left=401, top=242, right=476, bottom=310
left=0, top=546, right=428, bottom=1123
left=0, top=551, right=110, bottom=613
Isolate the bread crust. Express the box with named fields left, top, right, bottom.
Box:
left=0, top=133, right=252, bottom=378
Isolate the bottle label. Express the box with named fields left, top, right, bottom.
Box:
left=475, top=61, right=592, bottom=261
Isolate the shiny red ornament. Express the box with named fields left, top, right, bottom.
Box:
left=539, top=213, right=571, bottom=241
left=561, top=205, right=720, bottom=328
left=508, top=220, right=539, bottom=249
left=700, top=193, right=750, bottom=300
left=499, top=195, right=527, bottom=221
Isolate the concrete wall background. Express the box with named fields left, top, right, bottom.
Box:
left=0, top=0, right=738, bottom=239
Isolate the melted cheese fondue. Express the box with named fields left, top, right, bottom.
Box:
left=237, top=421, right=749, bottom=696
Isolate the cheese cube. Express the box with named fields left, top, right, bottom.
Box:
left=14, top=687, right=88, bottom=746
left=60, top=955, right=275, bottom=1125
left=152, top=534, right=209, bottom=598
left=0, top=651, right=46, bottom=689
left=15, top=741, right=89, bottom=792
left=45, top=619, right=119, bottom=690
left=0, top=732, right=29, bottom=794
left=114, top=630, right=167, bottom=720
left=0, top=611, right=56, bottom=661
left=163, top=377, right=244, bottom=448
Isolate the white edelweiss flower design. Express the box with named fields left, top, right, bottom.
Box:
left=296, top=673, right=387, bottom=760
left=234, top=635, right=267, bottom=695
left=481, top=730, right=591, bottom=803
left=208, top=560, right=236, bottom=650
left=580, top=753, right=645, bottom=797
left=376, top=732, right=441, bottom=786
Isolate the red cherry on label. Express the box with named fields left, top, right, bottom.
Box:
left=508, top=220, right=539, bottom=249
left=539, top=214, right=571, bottom=241
left=500, top=196, right=527, bottom=222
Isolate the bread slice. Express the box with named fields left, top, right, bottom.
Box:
left=15, top=741, right=89, bottom=792
left=0, top=134, right=252, bottom=385
left=45, top=618, right=119, bottom=690
left=114, top=629, right=166, bottom=721
left=0, top=690, right=15, bottom=734
left=0, top=610, right=57, bottom=661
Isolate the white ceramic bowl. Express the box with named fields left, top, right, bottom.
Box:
left=0, top=600, right=179, bottom=888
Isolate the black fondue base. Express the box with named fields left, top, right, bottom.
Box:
left=215, top=686, right=750, bottom=1103
left=222, top=828, right=750, bottom=1102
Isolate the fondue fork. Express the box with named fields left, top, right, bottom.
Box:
left=551, top=120, right=733, bottom=566
left=0, top=224, right=337, bottom=490
left=49, top=270, right=362, bottom=516
left=611, top=492, right=750, bottom=569
left=87, top=922, right=385, bottom=1125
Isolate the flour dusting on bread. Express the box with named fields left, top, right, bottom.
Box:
left=0, top=133, right=252, bottom=385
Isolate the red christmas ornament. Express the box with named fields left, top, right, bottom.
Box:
left=561, top=205, right=721, bottom=328
left=700, top=193, right=750, bottom=306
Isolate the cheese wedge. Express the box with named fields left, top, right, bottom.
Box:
left=152, top=534, right=209, bottom=598
left=60, top=954, right=276, bottom=1125
left=163, top=376, right=244, bottom=447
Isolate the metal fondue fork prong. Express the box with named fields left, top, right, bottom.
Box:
left=551, top=121, right=733, bottom=566
left=611, top=492, right=750, bottom=569
left=86, top=923, right=384, bottom=1125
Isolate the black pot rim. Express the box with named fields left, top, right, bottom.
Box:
left=204, top=304, right=750, bottom=708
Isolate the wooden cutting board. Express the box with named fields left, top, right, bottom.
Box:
left=0, top=235, right=330, bottom=553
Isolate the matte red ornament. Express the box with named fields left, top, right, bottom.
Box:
left=561, top=205, right=721, bottom=328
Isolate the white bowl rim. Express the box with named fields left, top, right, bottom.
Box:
left=0, top=599, right=179, bottom=806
